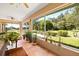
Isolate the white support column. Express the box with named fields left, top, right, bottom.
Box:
left=19, top=22, right=23, bottom=37
left=44, top=16, right=46, bottom=41
left=29, top=19, right=33, bottom=32
left=0, top=23, right=6, bottom=32
left=44, top=16, right=46, bottom=32
left=0, top=23, right=2, bottom=32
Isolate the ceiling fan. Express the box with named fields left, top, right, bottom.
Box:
left=9, top=3, right=29, bottom=8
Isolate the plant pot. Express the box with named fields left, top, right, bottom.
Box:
left=26, top=37, right=29, bottom=41
left=29, top=38, right=32, bottom=43
left=23, top=34, right=26, bottom=40
left=45, top=38, right=48, bottom=41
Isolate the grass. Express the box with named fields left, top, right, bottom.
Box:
left=48, top=36, right=79, bottom=48
left=33, top=30, right=79, bottom=48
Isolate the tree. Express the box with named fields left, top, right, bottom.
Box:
left=64, top=5, right=79, bottom=30
left=56, top=13, right=67, bottom=30
left=33, top=5, right=79, bottom=31
left=39, top=20, right=53, bottom=31
left=33, top=20, right=40, bottom=30
left=46, top=20, right=53, bottom=31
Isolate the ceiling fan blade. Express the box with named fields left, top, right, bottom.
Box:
left=24, top=3, right=29, bottom=8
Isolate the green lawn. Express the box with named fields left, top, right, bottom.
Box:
left=48, top=36, right=79, bottom=48
left=33, top=30, right=79, bottom=48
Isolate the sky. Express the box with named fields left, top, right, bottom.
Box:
left=46, top=7, right=74, bottom=19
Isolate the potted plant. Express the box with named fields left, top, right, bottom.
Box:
left=25, top=31, right=32, bottom=43
left=6, top=32, right=19, bottom=48
left=23, top=34, right=26, bottom=40
left=32, top=33, right=37, bottom=45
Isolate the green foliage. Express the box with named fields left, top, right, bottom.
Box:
left=25, top=31, right=32, bottom=42
left=25, top=31, right=32, bottom=38
left=46, top=20, right=53, bottom=31
left=57, top=21, right=66, bottom=30
left=48, top=36, right=79, bottom=48
left=0, top=32, right=6, bottom=41
left=51, top=32, right=57, bottom=36
left=39, top=20, right=53, bottom=31
left=0, top=32, right=6, bottom=35
left=58, top=30, right=68, bottom=37
left=6, top=32, right=19, bottom=43
left=32, top=30, right=37, bottom=33
left=47, top=31, right=57, bottom=36
left=32, top=33, right=37, bottom=43
left=33, top=19, right=53, bottom=31
left=33, top=21, right=40, bottom=30
left=33, top=5, right=79, bottom=31
left=47, top=31, right=51, bottom=36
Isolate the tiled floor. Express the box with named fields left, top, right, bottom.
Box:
left=17, top=39, right=26, bottom=47
left=23, top=42, right=56, bottom=56
left=17, top=39, right=56, bottom=56
left=6, top=39, right=56, bottom=56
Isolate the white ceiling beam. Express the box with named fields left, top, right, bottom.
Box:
left=0, top=19, right=21, bottom=24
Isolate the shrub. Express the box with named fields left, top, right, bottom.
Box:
left=47, top=31, right=52, bottom=36
left=58, top=30, right=68, bottom=37
left=51, top=32, right=57, bottom=36
left=47, top=31, right=57, bottom=36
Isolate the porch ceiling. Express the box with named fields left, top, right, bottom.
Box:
left=0, top=3, right=48, bottom=23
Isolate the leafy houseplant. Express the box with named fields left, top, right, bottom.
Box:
left=25, top=31, right=32, bottom=43
left=32, top=33, right=37, bottom=43
left=6, top=32, right=19, bottom=48
left=32, top=32, right=38, bottom=46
